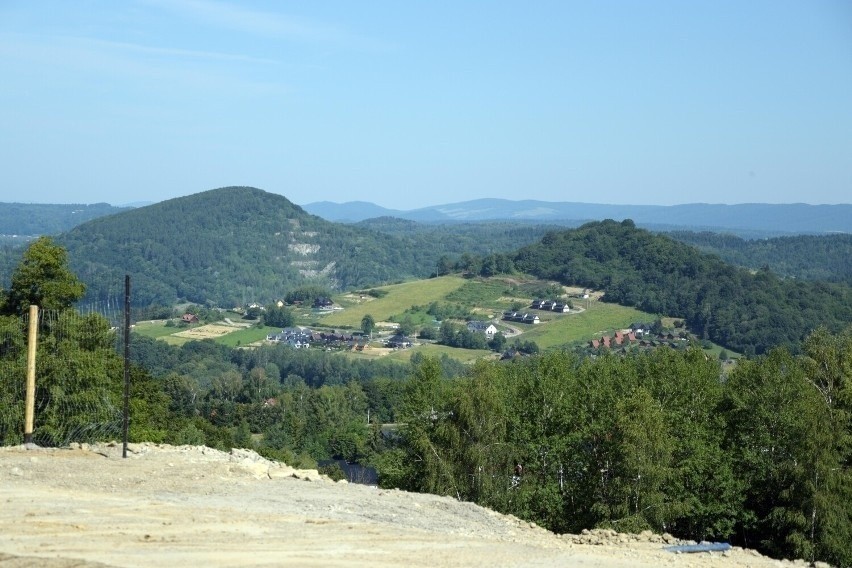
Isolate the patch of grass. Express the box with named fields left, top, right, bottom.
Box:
left=382, top=343, right=493, bottom=363
left=700, top=341, right=742, bottom=361
left=160, top=334, right=190, bottom=346
left=445, top=279, right=513, bottom=309
left=390, top=307, right=435, bottom=327
left=132, top=320, right=183, bottom=339
left=215, top=325, right=279, bottom=347
left=321, top=276, right=467, bottom=327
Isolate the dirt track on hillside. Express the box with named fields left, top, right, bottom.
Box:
left=0, top=444, right=798, bottom=568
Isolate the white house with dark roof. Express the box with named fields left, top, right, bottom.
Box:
left=467, top=321, right=498, bottom=337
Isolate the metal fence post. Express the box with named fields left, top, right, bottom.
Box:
left=122, top=275, right=130, bottom=458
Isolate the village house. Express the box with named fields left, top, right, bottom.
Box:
left=467, top=320, right=498, bottom=337
left=180, top=313, right=199, bottom=324
left=629, top=322, right=651, bottom=336
left=386, top=333, right=412, bottom=348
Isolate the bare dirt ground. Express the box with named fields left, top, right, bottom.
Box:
left=0, top=444, right=800, bottom=568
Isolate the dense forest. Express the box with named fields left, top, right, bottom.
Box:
left=669, top=231, right=852, bottom=286
left=513, top=220, right=852, bottom=355
left=355, top=216, right=558, bottom=262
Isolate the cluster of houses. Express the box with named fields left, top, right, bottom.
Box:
left=266, top=326, right=413, bottom=350
left=589, top=322, right=649, bottom=350
left=502, top=311, right=541, bottom=325
left=530, top=299, right=572, bottom=313
left=588, top=322, right=690, bottom=351
left=266, top=327, right=360, bottom=349
left=590, top=330, right=638, bottom=349
left=499, top=297, right=577, bottom=326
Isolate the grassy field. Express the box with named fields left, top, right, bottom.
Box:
left=444, top=279, right=521, bottom=311
left=132, top=320, right=181, bottom=339
left=216, top=325, right=279, bottom=347
left=517, top=301, right=657, bottom=349
left=132, top=320, right=277, bottom=347
left=318, top=275, right=468, bottom=328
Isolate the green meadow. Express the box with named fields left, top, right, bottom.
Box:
left=132, top=320, right=182, bottom=339
left=319, top=275, right=468, bottom=327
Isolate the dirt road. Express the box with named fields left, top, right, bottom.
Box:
left=0, top=444, right=792, bottom=568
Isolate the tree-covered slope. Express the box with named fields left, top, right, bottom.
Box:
left=668, top=231, right=852, bottom=285
left=57, top=187, right=435, bottom=307
left=513, top=219, right=851, bottom=355
left=356, top=217, right=558, bottom=260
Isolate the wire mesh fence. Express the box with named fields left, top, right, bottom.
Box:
left=0, top=303, right=126, bottom=447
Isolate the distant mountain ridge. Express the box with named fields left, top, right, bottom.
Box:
left=3, top=197, right=849, bottom=237
left=0, top=202, right=131, bottom=236
left=302, top=198, right=852, bottom=234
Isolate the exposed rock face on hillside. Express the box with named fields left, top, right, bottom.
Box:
left=0, top=444, right=813, bottom=568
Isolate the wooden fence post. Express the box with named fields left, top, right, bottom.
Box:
left=24, top=304, right=38, bottom=447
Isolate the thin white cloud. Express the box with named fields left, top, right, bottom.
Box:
left=0, top=31, right=279, bottom=66
left=0, top=32, right=290, bottom=97
left=82, top=36, right=280, bottom=65
left=143, top=0, right=386, bottom=48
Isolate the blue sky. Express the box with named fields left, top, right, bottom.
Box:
left=1, top=1, right=850, bottom=209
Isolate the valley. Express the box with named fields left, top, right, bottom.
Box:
left=1, top=189, right=850, bottom=567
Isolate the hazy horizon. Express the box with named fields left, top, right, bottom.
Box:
left=3, top=191, right=851, bottom=210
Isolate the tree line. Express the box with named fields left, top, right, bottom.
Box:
left=388, top=335, right=852, bottom=566
left=669, top=231, right=852, bottom=286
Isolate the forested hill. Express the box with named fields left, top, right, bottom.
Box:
left=57, top=187, right=438, bottom=307
left=513, top=220, right=852, bottom=355
left=668, top=231, right=852, bottom=286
